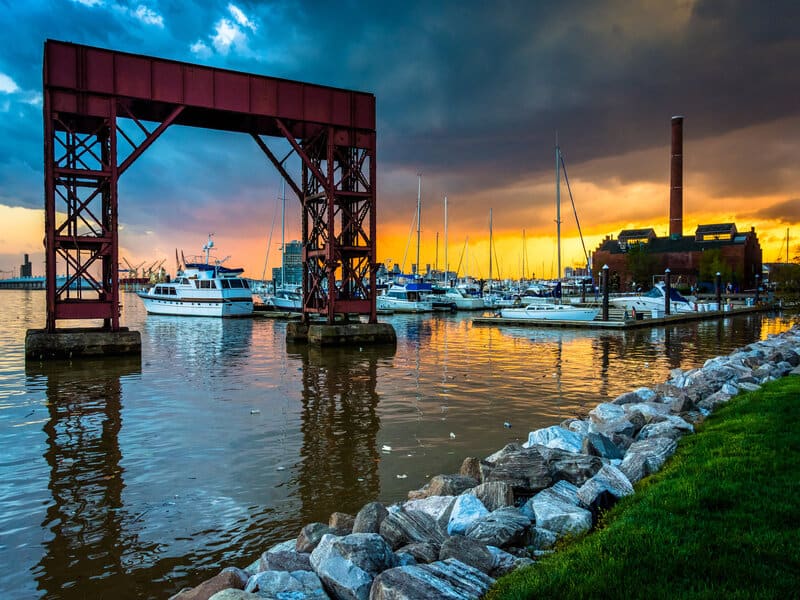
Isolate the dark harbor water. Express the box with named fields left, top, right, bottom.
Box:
left=1, top=289, right=796, bottom=599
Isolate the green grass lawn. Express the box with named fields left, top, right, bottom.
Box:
left=486, top=374, right=800, bottom=599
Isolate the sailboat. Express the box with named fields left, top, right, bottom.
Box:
left=499, top=141, right=599, bottom=321
left=259, top=181, right=302, bottom=312
left=378, top=174, right=434, bottom=313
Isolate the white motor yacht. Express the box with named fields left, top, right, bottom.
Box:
left=137, top=235, right=253, bottom=318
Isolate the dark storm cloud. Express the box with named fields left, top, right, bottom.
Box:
left=0, top=1, right=798, bottom=222
left=749, top=198, right=800, bottom=223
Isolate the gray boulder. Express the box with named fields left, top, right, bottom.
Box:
left=636, top=415, right=693, bottom=441
left=329, top=512, right=355, bottom=534
left=619, top=437, right=678, bottom=483
left=577, top=464, right=634, bottom=518
left=464, top=507, right=532, bottom=548
left=525, top=527, right=558, bottom=550
left=581, top=432, right=624, bottom=460
left=171, top=567, right=249, bottom=600
left=447, top=494, right=489, bottom=536
left=697, top=390, right=732, bottom=413
left=541, top=447, right=604, bottom=486
left=669, top=394, right=697, bottom=414
left=486, top=546, right=534, bottom=578
left=369, top=559, right=494, bottom=600
left=258, top=549, right=312, bottom=573
left=245, top=569, right=329, bottom=599
left=484, top=443, right=524, bottom=464
left=404, top=495, right=456, bottom=533
left=737, top=381, right=762, bottom=392
left=428, top=474, right=479, bottom=497
left=468, top=481, right=515, bottom=511
left=522, top=425, right=586, bottom=453
left=528, top=483, right=592, bottom=538
left=438, top=536, right=495, bottom=574
left=208, top=590, right=261, bottom=600
left=379, top=509, right=446, bottom=550
left=297, top=523, right=336, bottom=553
left=482, top=446, right=552, bottom=494
left=588, top=403, right=626, bottom=423
left=353, top=502, right=389, bottom=534
left=396, top=542, right=440, bottom=564
left=310, top=533, right=397, bottom=600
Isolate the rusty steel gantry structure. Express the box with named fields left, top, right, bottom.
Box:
left=42, top=39, right=378, bottom=331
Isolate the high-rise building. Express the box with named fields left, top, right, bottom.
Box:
left=272, top=240, right=303, bottom=286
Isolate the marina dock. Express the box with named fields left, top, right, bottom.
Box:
left=472, top=303, right=774, bottom=329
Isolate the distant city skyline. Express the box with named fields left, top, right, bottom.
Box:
left=1, top=1, right=799, bottom=279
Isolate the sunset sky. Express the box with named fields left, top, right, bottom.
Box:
left=1, top=1, right=798, bottom=280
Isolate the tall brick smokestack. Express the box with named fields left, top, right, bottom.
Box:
left=669, top=116, right=683, bottom=239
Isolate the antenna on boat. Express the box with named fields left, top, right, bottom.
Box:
left=203, top=233, right=215, bottom=265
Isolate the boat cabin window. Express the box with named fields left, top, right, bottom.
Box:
left=224, top=279, right=248, bottom=288
left=220, top=279, right=230, bottom=288
left=169, top=287, right=177, bottom=295
left=198, top=280, right=217, bottom=289
left=176, top=277, right=188, bottom=284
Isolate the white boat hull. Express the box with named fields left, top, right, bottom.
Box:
left=609, top=298, right=695, bottom=314
left=263, top=295, right=302, bottom=311
left=499, top=305, right=599, bottom=321
left=376, top=297, right=433, bottom=313
left=138, top=296, right=253, bottom=317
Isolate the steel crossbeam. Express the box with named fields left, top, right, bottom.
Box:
left=43, top=40, right=377, bottom=330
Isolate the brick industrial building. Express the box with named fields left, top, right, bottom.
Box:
left=592, top=117, right=763, bottom=291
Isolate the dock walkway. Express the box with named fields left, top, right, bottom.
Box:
left=472, top=304, right=773, bottom=329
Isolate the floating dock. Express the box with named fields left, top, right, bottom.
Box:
left=472, top=304, right=773, bottom=329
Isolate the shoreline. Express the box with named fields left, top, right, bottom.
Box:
left=170, top=324, right=800, bottom=600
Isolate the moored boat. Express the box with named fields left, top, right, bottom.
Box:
left=137, top=235, right=253, bottom=318
left=499, top=303, right=599, bottom=321
left=377, top=282, right=434, bottom=313
left=610, top=282, right=696, bottom=315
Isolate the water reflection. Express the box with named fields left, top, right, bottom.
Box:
left=26, top=357, right=150, bottom=599
left=287, top=343, right=395, bottom=525
left=142, top=316, right=254, bottom=374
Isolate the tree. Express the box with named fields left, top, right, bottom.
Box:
left=698, top=248, right=732, bottom=284
left=625, top=243, right=657, bottom=288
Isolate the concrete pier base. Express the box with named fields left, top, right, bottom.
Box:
left=286, top=321, right=397, bottom=346
left=25, top=327, right=142, bottom=360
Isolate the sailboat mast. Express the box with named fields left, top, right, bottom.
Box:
left=466, top=236, right=470, bottom=279
left=435, top=232, right=439, bottom=273
left=522, top=228, right=526, bottom=280
left=489, top=208, right=493, bottom=288
left=444, top=195, right=449, bottom=286
left=555, top=139, right=562, bottom=281
left=416, top=173, right=422, bottom=277
left=281, top=178, right=286, bottom=288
